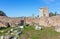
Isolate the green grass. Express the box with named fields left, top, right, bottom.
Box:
left=0, top=26, right=21, bottom=36
left=20, top=25, right=60, bottom=39
left=0, top=25, right=60, bottom=39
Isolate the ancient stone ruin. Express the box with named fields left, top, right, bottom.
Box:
left=0, top=7, right=60, bottom=28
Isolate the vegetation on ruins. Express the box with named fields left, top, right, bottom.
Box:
left=0, top=10, right=60, bottom=39
left=49, top=12, right=60, bottom=17
left=49, top=12, right=56, bottom=17
left=0, top=21, right=60, bottom=39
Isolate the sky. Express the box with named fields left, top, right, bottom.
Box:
left=0, top=0, right=60, bottom=17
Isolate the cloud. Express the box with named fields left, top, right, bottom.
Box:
left=43, top=0, right=55, bottom=4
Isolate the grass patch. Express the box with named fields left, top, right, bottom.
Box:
left=21, top=25, right=60, bottom=39
left=0, top=25, right=60, bottom=39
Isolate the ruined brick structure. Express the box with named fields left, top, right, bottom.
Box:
left=38, top=7, right=60, bottom=27
left=39, top=7, right=49, bottom=17
left=25, top=7, right=60, bottom=27
left=0, top=7, right=60, bottom=27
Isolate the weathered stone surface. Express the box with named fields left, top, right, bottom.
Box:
left=54, top=25, right=60, bottom=32
left=0, top=21, right=8, bottom=27
left=38, top=16, right=60, bottom=27
left=0, top=16, right=23, bottom=27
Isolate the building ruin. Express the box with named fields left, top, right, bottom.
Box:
left=39, top=7, right=49, bottom=17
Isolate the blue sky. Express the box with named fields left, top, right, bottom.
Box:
left=0, top=0, right=60, bottom=17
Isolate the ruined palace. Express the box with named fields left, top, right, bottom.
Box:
left=0, top=7, right=60, bottom=27
left=38, top=7, right=60, bottom=27
left=25, top=7, right=60, bottom=27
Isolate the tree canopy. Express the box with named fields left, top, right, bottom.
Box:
left=49, top=12, right=57, bottom=17
left=0, top=10, right=7, bottom=16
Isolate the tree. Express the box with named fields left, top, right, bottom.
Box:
left=0, top=10, right=6, bottom=16
left=55, top=12, right=57, bottom=16
left=37, top=15, right=39, bottom=18
left=49, top=12, right=56, bottom=17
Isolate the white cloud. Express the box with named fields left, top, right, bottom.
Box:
left=43, top=0, right=55, bottom=4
